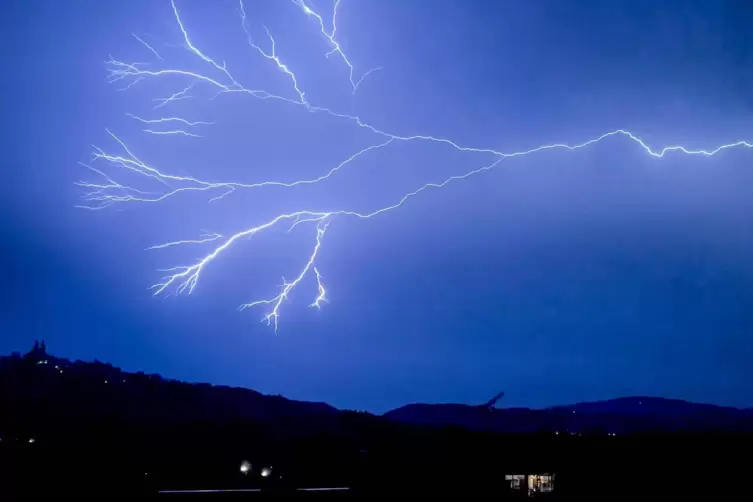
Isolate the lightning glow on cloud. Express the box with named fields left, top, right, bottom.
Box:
left=80, top=0, right=753, bottom=332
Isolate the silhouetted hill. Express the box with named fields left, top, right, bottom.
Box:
left=4, top=344, right=753, bottom=498
left=0, top=343, right=339, bottom=432
left=2, top=343, right=752, bottom=436
left=384, top=396, right=753, bottom=433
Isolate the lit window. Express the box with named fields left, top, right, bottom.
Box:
left=528, top=474, right=555, bottom=494
left=505, top=474, right=525, bottom=489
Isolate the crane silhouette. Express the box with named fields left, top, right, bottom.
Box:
left=480, top=391, right=505, bottom=411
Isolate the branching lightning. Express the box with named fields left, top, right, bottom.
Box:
left=142, top=129, right=202, bottom=137
left=152, top=84, right=196, bottom=109
left=129, top=112, right=213, bottom=137
left=239, top=220, right=330, bottom=331
left=291, top=0, right=372, bottom=93
left=146, top=232, right=223, bottom=250
left=132, top=33, right=164, bottom=60
left=240, top=0, right=307, bottom=104
left=81, top=0, right=753, bottom=332
left=127, top=114, right=214, bottom=127
left=311, top=267, right=328, bottom=309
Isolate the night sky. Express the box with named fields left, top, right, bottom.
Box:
left=3, top=0, right=753, bottom=413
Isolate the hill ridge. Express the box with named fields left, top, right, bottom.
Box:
left=3, top=345, right=752, bottom=434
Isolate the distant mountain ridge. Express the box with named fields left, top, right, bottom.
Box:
left=2, top=343, right=751, bottom=434
left=385, top=396, right=753, bottom=433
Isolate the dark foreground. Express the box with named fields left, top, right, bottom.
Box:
left=3, top=347, right=752, bottom=499
left=4, top=430, right=752, bottom=499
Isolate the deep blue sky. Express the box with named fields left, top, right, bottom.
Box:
left=3, top=0, right=753, bottom=413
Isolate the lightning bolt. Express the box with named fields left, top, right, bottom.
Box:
left=146, top=232, right=223, bottom=251
left=239, top=220, right=330, bottom=332
left=126, top=114, right=214, bottom=127
left=81, top=0, right=753, bottom=331
left=128, top=112, right=213, bottom=138
left=240, top=0, right=307, bottom=104
left=142, top=129, right=202, bottom=137
left=291, top=0, right=381, bottom=93
left=152, top=83, right=195, bottom=109
left=132, top=33, right=163, bottom=61
left=170, top=0, right=242, bottom=89
left=310, top=267, right=328, bottom=309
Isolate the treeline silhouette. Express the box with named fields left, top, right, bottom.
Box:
left=2, top=343, right=752, bottom=498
